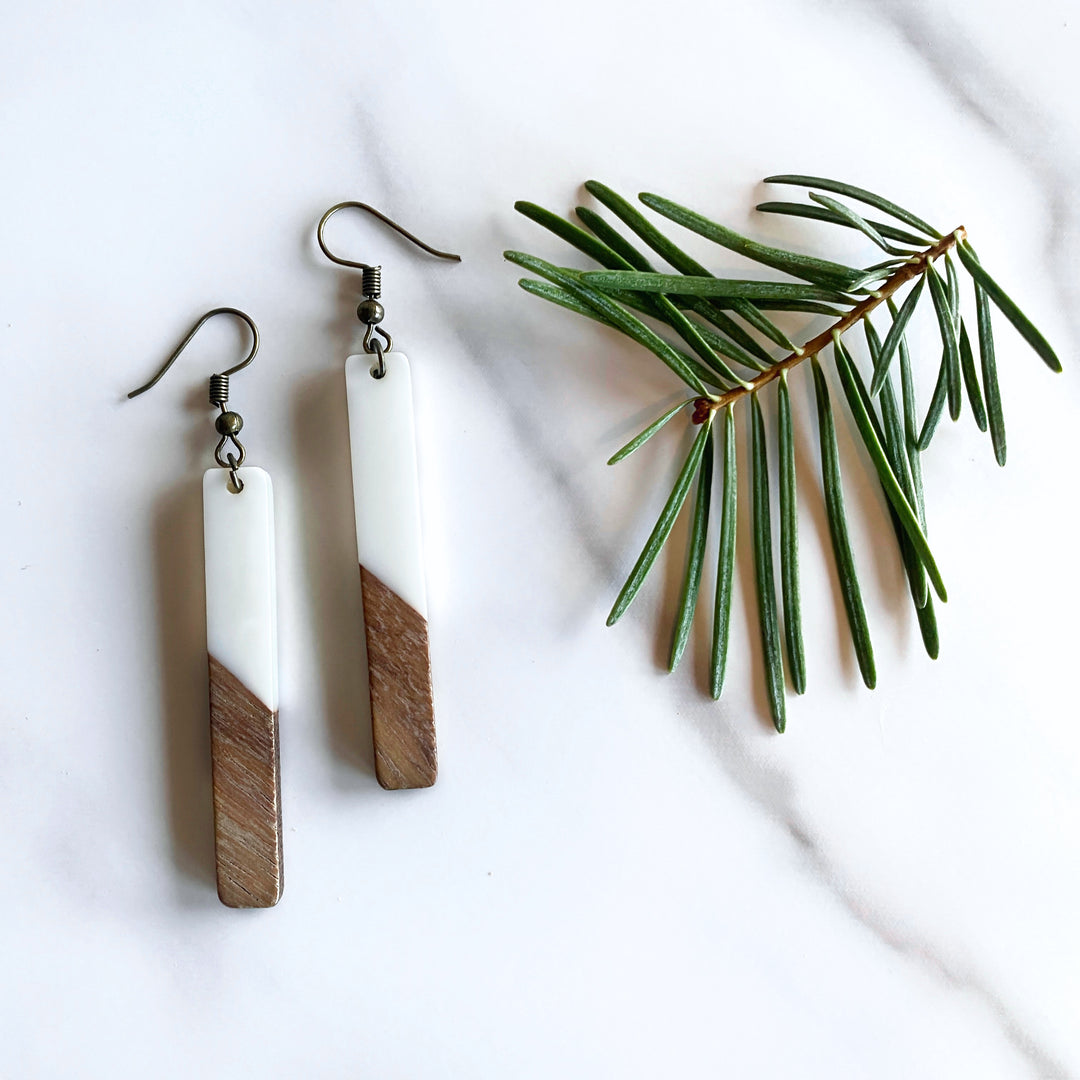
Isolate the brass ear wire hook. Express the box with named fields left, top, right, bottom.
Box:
left=127, top=307, right=260, bottom=493
left=127, top=307, right=260, bottom=398
left=317, top=202, right=461, bottom=378
left=316, top=202, right=462, bottom=269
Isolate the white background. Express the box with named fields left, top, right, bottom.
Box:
left=1, top=2, right=1077, bottom=1077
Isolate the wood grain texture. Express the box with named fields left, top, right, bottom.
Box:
left=360, top=564, right=438, bottom=790
left=208, top=654, right=284, bottom=907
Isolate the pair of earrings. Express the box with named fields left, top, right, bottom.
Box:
left=128, top=203, right=461, bottom=908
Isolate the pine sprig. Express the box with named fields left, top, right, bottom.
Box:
left=506, top=176, right=1062, bottom=730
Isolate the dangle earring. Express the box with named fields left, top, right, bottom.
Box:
left=128, top=309, right=283, bottom=908
left=317, top=203, right=460, bottom=790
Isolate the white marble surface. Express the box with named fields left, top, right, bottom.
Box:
left=0, top=2, right=1077, bottom=1077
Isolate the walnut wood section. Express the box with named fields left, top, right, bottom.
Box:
left=208, top=654, right=284, bottom=908
left=360, top=565, right=438, bottom=790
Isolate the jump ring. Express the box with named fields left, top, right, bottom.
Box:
left=226, top=451, right=245, bottom=494
left=369, top=337, right=387, bottom=379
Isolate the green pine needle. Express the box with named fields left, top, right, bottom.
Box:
left=582, top=271, right=851, bottom=305
left=711, top=406, right=738, bottom=700
left=956, top=240, right=1062, bottom=372
left=750, top=393, right=787, bottom=731
left=917, top=355, right=950, bottom=452
left=945, top=253, right=962, bottom=330
left=607, top=418, right=713, bottom=626
left=917, top=593, right=940, bottom=660
left=811, top=357, right=876, bottom=689
left=670, top=428, right=714, bottom=671
left=808, top=191, right=910, bottom=256
left=958, top=320, right=989, bottom=432
left=871, top=274, right=925, bottom=395
left=975, top=279, right=1007, bottom=466
left=778, top=372, right=806, bottom=694
left=608, top=400, right=693, bottom=465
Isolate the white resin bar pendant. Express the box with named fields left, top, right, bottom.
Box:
left=202, top=466, right=283, bottom=907
left=345, top=351, right=437, bottom=789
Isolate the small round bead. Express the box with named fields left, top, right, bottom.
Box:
left=357, top=299, right=385, bottom=325
left=215, top=411, right=244, bottom=436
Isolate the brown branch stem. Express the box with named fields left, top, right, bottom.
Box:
left=695, top=227, right=966, bottom=416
